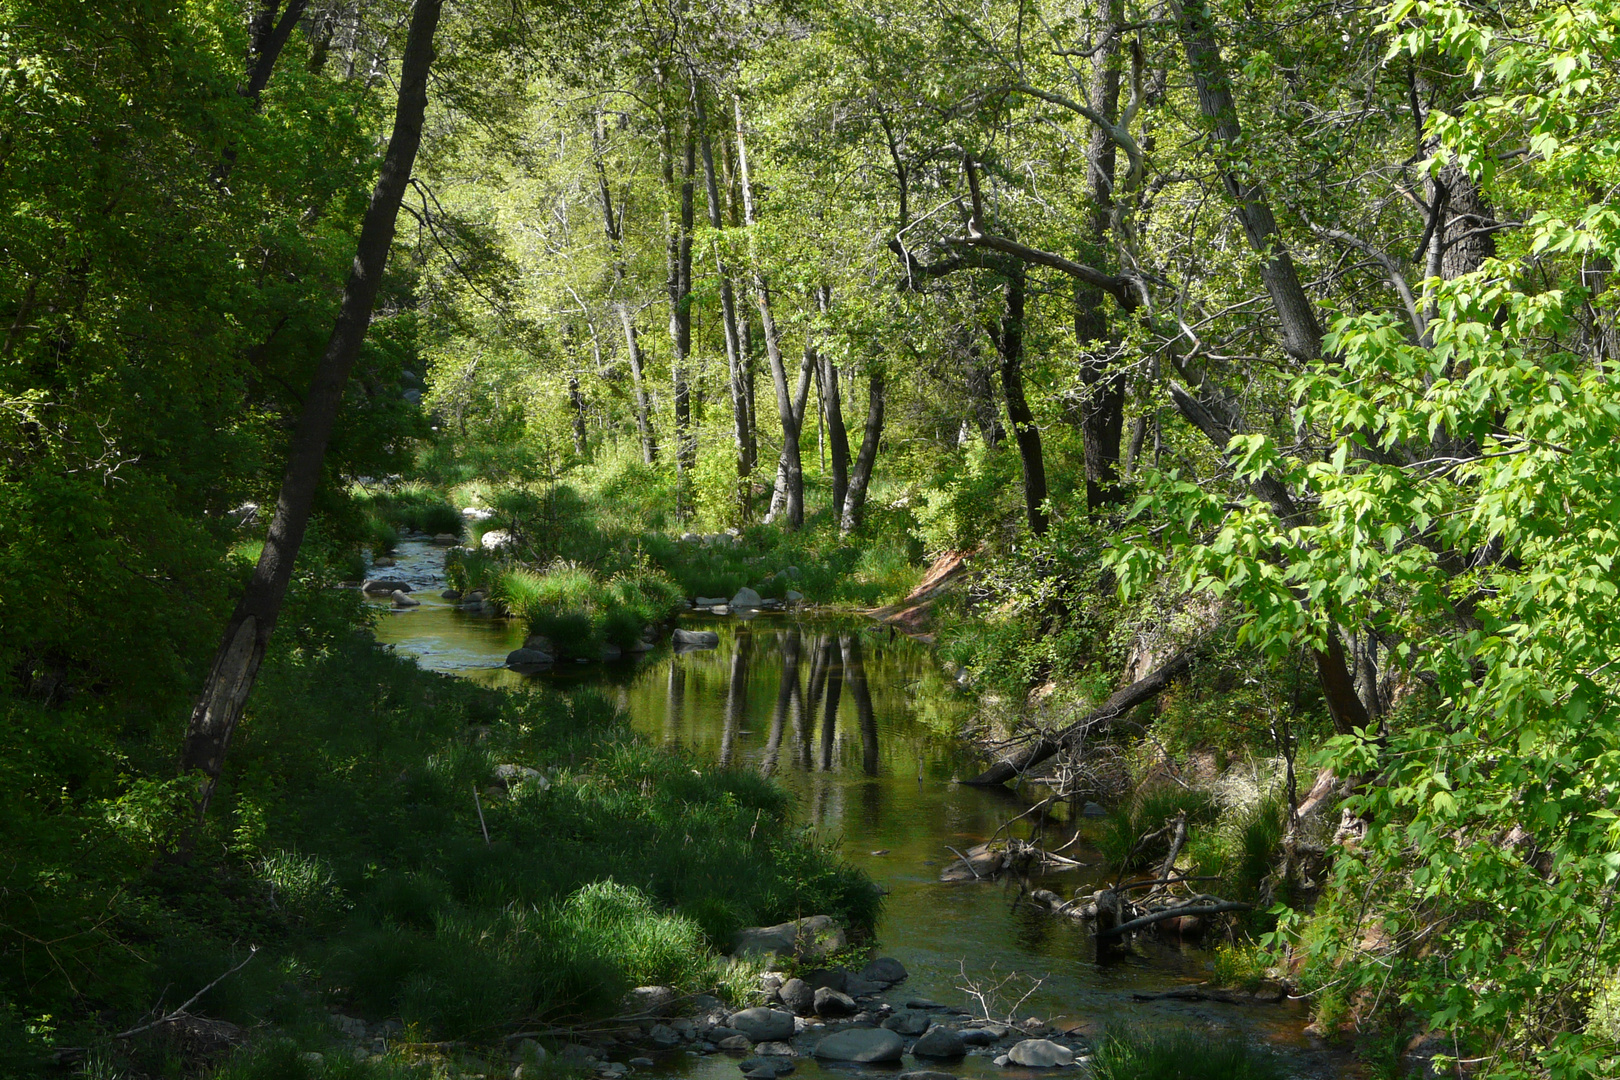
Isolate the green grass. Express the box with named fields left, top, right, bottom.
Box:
left=494, top=565, right=684, bottom=655
left=1091, top=1027, right=1287, bottom=1080
left=1099, top=785, right=1220, bottom=872
left=353, top=483, right=463, bottom=542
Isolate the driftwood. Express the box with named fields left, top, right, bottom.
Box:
left=963, top=647, right=1198, bottom=786
left=1097, top=896, right=1253, bottom=939
left=1131, top=982, right=1285, bottom=1005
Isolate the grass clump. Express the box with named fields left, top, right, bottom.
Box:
left=1099, top=785, right=1219, bottom=872
left=494, top=565, right=683, bottom=655
left=353, top=483, right=463, bottom=543
left=1091, top=1027, right=1286, bottom=1080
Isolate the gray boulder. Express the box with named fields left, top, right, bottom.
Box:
left=1007, top=1040, right=1075, bottom=1067
left=506, top=648, right=554, bottom=667
left=812, top=987, right=856, bottom=1017
left=881, top=1010, right=930, bottom=1036
left=729, top=586, right=763, bottom=609
left=802, top=969, right=848, bottom=993
left=739, top=1058, right=795, bottom=1078
left=622, top=986, right=677, bottom=1017
left=717, top=1035, right=752, bottom=1052
left=728, top=1008, right=794, bottom=1043
left=673, top=628, right=720, bottom=649
left=391, top=590, right=419, bottom=608
left=843, top=976, right=885, bottom=997
left=362, top=578, right=410, bottom=594
left=812, top=1028, right=904, bottom=1064
left=785, top=590, right=804, bottom=603
left=732, top=915, right=844, bottom=962
left=778, top=978, right=815, bottom=1016
left=1082, top=801, right=1108, bottom=817
left=960, top=1028, right=1001, bottom=1046
left=860, top=957, right=908, bottom=985
left=694, top=596, right=728, bottom=607
left=441, top=589, right=462, bottom=600
left=911, top=1027, right=965, bottom=1059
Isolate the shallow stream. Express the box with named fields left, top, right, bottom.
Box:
left=367, top=540, right=1352, bottom=1079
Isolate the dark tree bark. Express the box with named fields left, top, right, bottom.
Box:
left=181, top=0, right=443, bottom=817
left=819, top=342, right=851, bottom=522
left=245, top=0, right=309, bottom=102
left=658, top=70, right=696, bottom=507
left=840, top=367, right=885, bottom=534
left=962, top=338, right=1004, bottom=448
left=568, top=373, right=588, bottom=456
left=989, top=265, right=1049, bottom=535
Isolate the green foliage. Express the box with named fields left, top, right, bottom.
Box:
left=1090, top=1026, right=1287, bottom=1080
left=1099, top=787, right=1219, bottom=872
left=354, top=484, right=464, bottom=539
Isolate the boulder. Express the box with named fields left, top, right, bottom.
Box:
left=672, top=628, right=721, bottom=649
left=778, top=978, right=815, bottom=1017
left=622, top=986, right=677, bottom=1017
left=859, top=957, right=908, bottom=985
left=362, top=578, right=410, bottom=594
left=812, top=987, right=856, bottom=1018
left=506, top=648, right=555, bottom=667
left=493, top=764, right=544, bottom=788
left=727, top=1008, right=794, bottom=1043
left=1007, top=1040, right=1074, bottom=1067
left=785, top=590, right=804, bottom=603
left=717, top=1035, right=752, bottom=1052
left=1082, top=801, right=1108, bottom=818
left=960, top=1028, right=1000, bottom=1046
left=802, top=968, right=848, bottom=993
left=680, top=532, right=702, bottom=543
left=812, top=1028, right=904, bottom=1064
left=729, top=586, right=763, bottom=610
left=695, top=597, right=729, bottom=607
left=782, top=566, right=802, bottom=580
left=881, top=1010, right=929, bottom=1036
left=738, top=1058, right=795, bottom=1078
left=731, top=915, right=845, bottom=962
left=441, top=589, right=463, bottom=600
left=523, top=634, right=555, bottom=653
left=843, top=976, right=885, bottom=997
left=462, top=506, right=494, bottom=521
left=911, top=1027, right=966, bottom=1059
left=391, top=591, right=419, bottom=608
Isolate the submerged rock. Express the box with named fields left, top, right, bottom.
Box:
left=881, top=1009, right=929, bottom=1036
left=362, top=578, right=409, bottom=594
left=812, top=1028, right=903, bottom=1064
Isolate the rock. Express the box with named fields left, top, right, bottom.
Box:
left=881, top=1010, right=929, bottom=1036
left=511, top=1039, right=547, bottom=1063
left=717, top=1035, right=752, bottom=1052
left=441, top=589, right=463, bottom=600
left=600, top=643, right=623, bottom=661
left=968, top=1023, right=1010, bottom=1038
left=960, top=1028, right=1000, bottom=1046
left=812, top=987, right=857, bottom=1017
left=911, top=1027, right=966, bottom=1059
left=739, top=1057, right=795, bottom=1078
left=623, top=986, right=678, bottom=1017
left=1082, top=801, right=1108, bottom=817
left=463, top=506, right=494, bottom=521
left=752, top=1042, right=795, bottom=1057
left=672, top=628, right=721, bottom=649
left=728, top=1008, right=794, bottom=1043
left=802, top=968, right=848, bottom=994
left=778, top=978, right=816, bottom=1016
left=729, top=586, right=763, bottom=609
left=599, top=1063, right=628, bottom=1077
left=630, top=1058, right=654, bottom=1068
left=371, top=556, right=396, bottom=568
left=900, top=1072, right=958, bottom=1080
left=362, top=578, right=410, bottom=594
left=480, top=529, right=513, bottom=551
left=695, top=596, right=728, bottom=607
left=627, top=639, right=653, bottom=654
left=650, top=1024, right=679, bottom=1048
left=432, top=533, right=460, bottom=545
left=785, top=590, right=803, bottom=603
left=506, top=648, right=555, bottom=667
left=680, top=532, right=701, bottom=543
left=493, top=764, right=545, bottom=789
left=812, top=1028, right=904, bottom=1064
left=391, top=590, right=419, bottom=607
left=993, top=1055, right=1010, bottom=1067
left=1007, top=1040, right=1074, bottom=1067
left=843, top=976, right=885, bottom=997
left=782, top=566, right=802, bottom=579
left=301, top=1053, right=325, bottom=1067
left=860, top=957, right=908, bottom=985
left=732, top=915, right=845, bottom=962
left=906, top=999, right=948, bottom=1011
left=332, top=1014, right=366, bottom=1039
left=523, top=634, right=555, bottom=653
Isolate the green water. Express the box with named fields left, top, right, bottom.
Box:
left=369, top=541, right=1351, bottom=1078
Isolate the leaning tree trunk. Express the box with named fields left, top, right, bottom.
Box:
left=992, top=265, right=1049, bottom=535
left=181, top=0, right=443, bottom=818
left=840, top=367, right=885, bottom=534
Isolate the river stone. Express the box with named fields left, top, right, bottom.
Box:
left=731, top=916, right=844, bottom=962
left=739, top=1059, right=795, bottom=1079
left=673, top=628, right=721, bottom=648
left=717, top=1035, right=752, bottom=1052
left=1007, top=1040, right=1074, bottom=1067
left=441, top=589, right=462, bottom=600
left=993, top=1055, right=1010, bottom=1067
left=785, top=590, right=804, bottom=603
left=362, top=578, right=409, bottom=594
left=506, top=648, right=554, bottom=667
left=860, top=957, right=908, bottom=985
left=730, top=586, right=763, bottom=609
left=912, top=1027, right=966, bottom=1059
left=812, top=987, right=856, bottom=1017
left=695, top=596, right=728, bottom=607
left=881, top=1010, right=930, bottom=1036
left=802, top=968, right=848, bottom=993
left=728, top=1009, right=794, bottom=1043
left=623, top=986, right=677, bottom=1017
left=432, top=532, right=459, bottom=545
left=650, top=1024, right=679, bottom=1047
left=753, top=1042, right=795, bottom=1057
left=960, top=1028, right=1000, bottom=1046
left=812, top=1028, right=904, bottom=1064
left=778, top=978, right=815, bottom=1016
left=391, top=590, right=419, bottom=607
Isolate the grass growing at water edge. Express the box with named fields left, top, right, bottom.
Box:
left=1090, top=1027, right=1287, bottom=1080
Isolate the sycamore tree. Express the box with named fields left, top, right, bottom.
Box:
left=1110, top=1, right=1620, bottom=1072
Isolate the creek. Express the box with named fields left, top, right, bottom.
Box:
left=368, top=540, right=1351, bottom=1079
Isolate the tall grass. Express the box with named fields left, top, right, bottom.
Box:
left=1091, top=1027, right=1286, bottom=1080
left=1099, top=785, right=1219, bottom=871
left=494, top=565, right=682, bottom=655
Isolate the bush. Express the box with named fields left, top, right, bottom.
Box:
left=1099, top=786, right=1219, bottom=872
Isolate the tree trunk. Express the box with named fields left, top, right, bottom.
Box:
left=734, top=97, right=803, bottom=527
left=594, top=112, right=656, bottom=465
left=840, top=367, right=884, bottom=534
left=617, top=307, right=655, bottom=463
left=245, top=0, right=309, bottom=102
left=991, top=266, right=1049, bottom=535
left=819, top=333, right=850, bottom=521
left=658, top=72, right=696, bottom=509
left=694, top=80, right=752, bottom=510
left=180, top=0, right=443, bottom=817
left=568, top=373, right=588, bottom=456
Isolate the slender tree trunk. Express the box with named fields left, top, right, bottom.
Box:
left=818, top=325, right=850, bottom=521
left=593, top=112, right=656, bottom=465
left=840, top=368, right=884, bottom=534
left=617, top=307, right=656, bottom=463
left=734, top=97, right=804, bottom=528
left=962, top=337, right=1004, bottom=447
left=693, top=80, right=752, bottom=511
left=245, top=0, right=309, bottom=101
left=568, top=373, right=588, bottom=456
left=992, top=266, right=1049, bottom=534
left=180, top=0, right=443, bottom=817
left=658, top=70, right=696, bottom=511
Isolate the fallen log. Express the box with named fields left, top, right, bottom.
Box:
left=962, top=646, right=1199, bottom=787
left=1096, top=896, right=1253, bottom=940
left=1130, top=982, right=1285, bottom=1005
